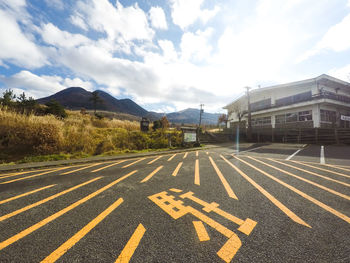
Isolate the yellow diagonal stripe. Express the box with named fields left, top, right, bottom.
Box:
left=193, top=221, right=210, bottom=241
left=140, top=166, right=163, bottom=183
left=91, top=160, right=128, bottom=173
left=172, top=162, right=183, bottom=176
left=122, top=158, right=145, bottom=168
left=41, top=198, right=124, bottom=263
left=147, top=156, right=162, bottom=164
left=61, top=163, right=102, bottom=175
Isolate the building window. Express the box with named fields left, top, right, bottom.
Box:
left=251, top=116, right=271, bottom=126
left=250, top=98, right=271, bottom=112
left=320, top=109, right=336, bottom=123
left=286, top=112, right=298, bottom=122
left=275, top=91, right=312, bottom=107
left=298, top=111, right=312, bottom=121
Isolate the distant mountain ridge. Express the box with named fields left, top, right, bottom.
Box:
left=37, top=87, right=220, bottom=124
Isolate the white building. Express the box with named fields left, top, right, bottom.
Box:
left=224, top=74, right=350, bottom=129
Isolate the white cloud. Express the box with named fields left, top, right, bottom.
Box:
left=70, top=13, right=88, bottom=31
left=44, top=0, right=64, bottom=10
left=0, top=70, right=94, bottom=98
left=158, top=40, right=177, bottom=61
left=328, top=64, right=350, bottom=82
left=149, top=6, right=167, bottom=30
left=180, top=28, right=213, bottom=62
left=169, top=0, right=220, bottom=30
left=0, top=9, right=46, bottom=68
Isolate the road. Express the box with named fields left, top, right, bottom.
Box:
left=0, top=144, right=349, bottom=262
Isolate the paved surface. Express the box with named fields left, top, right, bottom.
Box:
left=0, top=143, right=349, bottom=262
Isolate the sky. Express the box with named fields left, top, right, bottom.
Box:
left=0, top=0, right=350, bottom=113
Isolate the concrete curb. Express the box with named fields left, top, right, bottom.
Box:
left=0, top=143, right=233, bottom=172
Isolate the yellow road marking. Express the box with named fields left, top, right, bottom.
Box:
left=115, top=223, right=146, bottom=263
left=167, top=154, right=176, bottom=161
left=91, top=160, right=128, bottom=173
left=147, top=156, right=162, bottom=164
left=0, top=167, right=68, bottom=185
left=250, top=157, right=350, bottom=201
left=172, top=162, right=183, bottom=176
left=193, top=221, right=210, bottom=241
left=41, top=198, right=124, bottom=263
left=235, top=156, right=350, bottom=225
left=0, top=177, right=102, bottom=222
left=0, top=171, right=137, bottom=251
left=326, top=165, right=350, bottom=173
left=209, top=157, right=238, bottom=199
left=290, top=160, right=350, bottom=179
left=0, top=184, right=56, bottom=205
left=140, top=166, right=163, bottom=183
left=0, top=168, right=55, bottom=179
left=267, top=159, right=350, bottom=188
left=169, top=188, right=182, bottom=192
left=61, top=163, right=102, bottom=175
left=195, top=159, right=200, bottom=185
left=122, top=158, right=146, bottom=168
left=220, top=155, right=310, bottom=228
left=206, top=152, right=209, bottom=155
left=183, top=152, right=188, bottom=159
left=196, top=151, right=199, bottom=157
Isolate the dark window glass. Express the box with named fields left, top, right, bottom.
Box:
left=276, top=91, right=312, bottom=106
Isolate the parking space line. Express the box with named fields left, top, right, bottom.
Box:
left=286, top=149, right=302, bottom=160
left=220, top=155, right=310, bottom=228
left=235, top=156, right=350, bottom=225
left=61, top=163, right=103, bottom=175
left=0, top=184, right=56, bottom=205
left=193, top=221, right=210, bottom=241
left=247, top=157, right=350, bottom=201
left=320, top=146, right=326, bottom=164
left=269, top=159, right=350, bottom=187
left=91, top=160, right=128, bottom=173
left=115, top=223, right=146, bottom=263
left=290, top=160, right=350, bottom=179
left=0, top=168, right=55, bottom=179
left=0, top=167, right=69, bottom=185
left=122, top=158, right=146, bottom=168
left=183, top=152, right=188, bottom=159
left=168, top=154, right=176, bottom=161
left=172, top=162, right=183, bottom=176
left=147, top=156, right=162, bottom=164
left=208, top=157, right=238, bottom=199
left=195, top=159, right=200, bottom=185
left=0, top=170, right=137, bottom=251
left=196, top=151, right=199, bottom=157
left=0, top=177, right=102, bottom=222
left=234, top=145, right=265, bottom=155
left=140, top=166, right=163, bottom=183
left=325, top=165, right=350, bottom=173
left=41, top=198, right=124, bottom=263
left=206, top=152, right=209, bottom=155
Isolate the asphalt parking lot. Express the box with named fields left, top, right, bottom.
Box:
left=0, top=143, right=349, bottom=262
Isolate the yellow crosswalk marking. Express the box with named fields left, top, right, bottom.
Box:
left=147, top=156, right=162, bottom=164
left=220, top=155, right=310, bottom=228
left=41, top=198, right=124, bottom=263
left=193, top=221, right=210, bottom=241
left=235, top=156, right=350, bottom=225
left=140, top=166, right=163, bottom=183
left=0, top=184, right=56, bottom=205
left=122, top=158, right=145, bottom=168
left=91, top=160, right=128, bottom=173
left=209, top=157, right=238, bottom=199
left=115, top=224, right=146, bottom=263
left=195, top=159, right=200, bottom=185
left=0, top=177, right=102, bottom=222
left=0, top=170, right=137, bottom=251
left=249, top=157, right=350, bottom=201
left=172, top=162, right=183, bottom=176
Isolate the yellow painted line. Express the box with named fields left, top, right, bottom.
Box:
left=0, top=168, right=54, bottom=179
left=41, top=198, right=124, bottom=263
left=290, top=160, right=350, bottom=179
left=172, top=162, right=183, bottom=176
left=115, top=223, right=146, bottom=263
left=183, top=152, right=188, bottom=159
left=169, top=188, right=183, bottom=193
left=250, top=157, right=350, bottom=201
left=0, top=184, right=56, bottom=205
left=91, top=160, right=128, bottom=173
left=0, top=170, right=137, bottom=251
left=0, top=167, right=67, bottom=185
left=220, top=155, right=310, bottom=228
left=206, top=152, right=209, bottom=155
left=147, top=156, right=162, bottom=164
left=235, top=156, right=350, bottom=225
left=0, top=177, right=102, bottom=222
left=267, top=159, right=350, bottom=188
left=61, top=163, right=103, bottom=175
left=122, top=158, right=146, bottom=168
left=167, top=154, right=176, bottom=161
left=193, top=221, right=210, bottom=241
left=209, top=157, right=238, bottom=199
left=140, top=166, right=163, bottom=183
left=196, top=151, right=199, bottom=157
left=326, top=165, right=350, bottom=173
left=195, top=159, right=200, bottom=185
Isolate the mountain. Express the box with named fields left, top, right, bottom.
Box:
left=166, top=108, right=220, bottom=125
left=37, top=87, right=148, bottom=117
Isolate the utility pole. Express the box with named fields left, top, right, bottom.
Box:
left=245, top=87, right=252, bottom=142
left=199, top=104, right=204, bottom=127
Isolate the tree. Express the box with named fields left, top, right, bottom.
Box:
left=0, top=89, right=16, bottom=107
left=160, top=116, right=169, bottom=130
left=17, top=92, right=37, bottom=114
left=45, top=100, right=67, bottom=118
left=231, top=102, right=246, bottom=128
left=89, top=91, right=103, bottom=114
left=152, top=120, right=162, bottom=131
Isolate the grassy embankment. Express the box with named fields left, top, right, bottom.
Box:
left=0, top=107, right=182, bottom=164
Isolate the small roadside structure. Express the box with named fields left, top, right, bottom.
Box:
left=140, top=117, right=150, bottom=132
left=181, top=127, right=200, bottom=146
